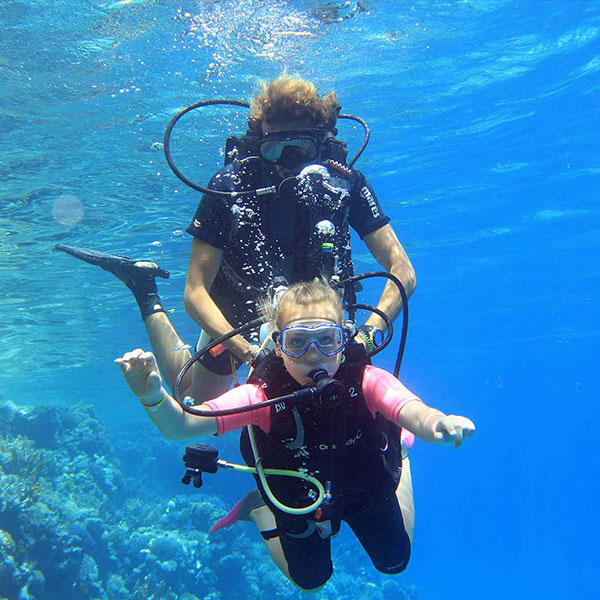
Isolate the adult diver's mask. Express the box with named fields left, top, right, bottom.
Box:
left=259, top=130, right=321, bottom=171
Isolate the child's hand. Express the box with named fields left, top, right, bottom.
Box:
left=115, top=349, right=163, bottom=405
left=434, top=415, right=475, bottom=448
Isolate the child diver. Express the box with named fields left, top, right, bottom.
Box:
left=115, top=280, right=475, bottom=590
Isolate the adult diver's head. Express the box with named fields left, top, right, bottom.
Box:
left=163, top=73, right=367, bottom=197
left=247, top=74, right=340, bottom=177
left=259, top=123, right=322, bottom=176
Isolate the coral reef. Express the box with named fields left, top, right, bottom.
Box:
left=0, top=401, right=416, bottom=600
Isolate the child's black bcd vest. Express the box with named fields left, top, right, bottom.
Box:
left=240, top=342, right=404, bottom=521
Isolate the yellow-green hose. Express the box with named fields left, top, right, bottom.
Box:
left=235, top=424, right=325, bottom=515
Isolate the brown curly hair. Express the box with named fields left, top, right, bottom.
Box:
left=248, top=74, right=341, bottom=133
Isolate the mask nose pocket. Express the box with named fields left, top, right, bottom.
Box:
left=278, top=145, right=313, bottom=169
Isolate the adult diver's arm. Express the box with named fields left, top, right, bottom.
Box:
left=184, top=238, right=257, bottom=363
left=363, top=223, right=417, bottom=330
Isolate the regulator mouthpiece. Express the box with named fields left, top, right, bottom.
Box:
left=298, top=164, right=350, bottom=197
left=299, top=163, right=330, bottom=182
left=315, top=219, right=336, bottom=237
left=309, top=369, right=344, bottom=408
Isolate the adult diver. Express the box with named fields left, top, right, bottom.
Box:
left=55, top=73, right=416, bottom=404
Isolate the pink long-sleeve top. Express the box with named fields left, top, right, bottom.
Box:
left=205, top=365, right=421, bottom=446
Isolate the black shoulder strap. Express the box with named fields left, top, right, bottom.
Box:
left=340, top=339, right=371, bottom=370
left=224, top=132, right=260, bottom=165
left=321, top=131, right=349, bottom=166
left=246, top=351, right=286, bottom=389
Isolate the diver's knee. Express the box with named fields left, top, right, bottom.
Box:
left=292, top=576, right=330, bottom=592
left=377, top=556, right=410, bottom=575
left=374, top=539, right=411, bottom=575
left=289, top=565, right=332, bottom=591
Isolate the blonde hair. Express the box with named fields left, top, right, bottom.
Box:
left=248, top=74, right=340, bottom=133
left=264, top=280, right=344, bottom=330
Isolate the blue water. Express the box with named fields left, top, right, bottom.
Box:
left=2, top=1, right=599, bottom=598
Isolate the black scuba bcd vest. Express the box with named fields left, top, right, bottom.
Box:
left=240, top=342, right=404, bottom=518
left=209, top=133, right=357, bottom=331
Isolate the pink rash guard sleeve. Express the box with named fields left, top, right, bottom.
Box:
left=205, top=367, right=420, bottom=441
left=205, top=384, right=272, bottom=436
left=362, top=365, right=422, bottom=447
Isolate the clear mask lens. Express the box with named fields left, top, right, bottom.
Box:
left=279, top=324, right=347, bottom=358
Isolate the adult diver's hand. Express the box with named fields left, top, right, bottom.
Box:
left=115, top=349, right=163, bottom=406
left=355, top=331, right=369, bottom=350
left=243, top=343, right=264, bottom=366
left=433, top=415, right=476, bottom=448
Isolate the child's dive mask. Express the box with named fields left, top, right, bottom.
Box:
left=273, top=323, right=347, bottom=358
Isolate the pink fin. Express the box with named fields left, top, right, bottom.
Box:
left=209, top=499, right=244, bottom=534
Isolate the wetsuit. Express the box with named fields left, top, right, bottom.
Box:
left=186, top=159, right=390, bottom=373
left=205, top=348, right=419, bottom=588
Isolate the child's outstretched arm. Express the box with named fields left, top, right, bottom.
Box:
left=362, top=366, right=475, bottom=448
left=115, top=348, right=217, bottom=440
left=398, top=401, right=475, bottom=448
